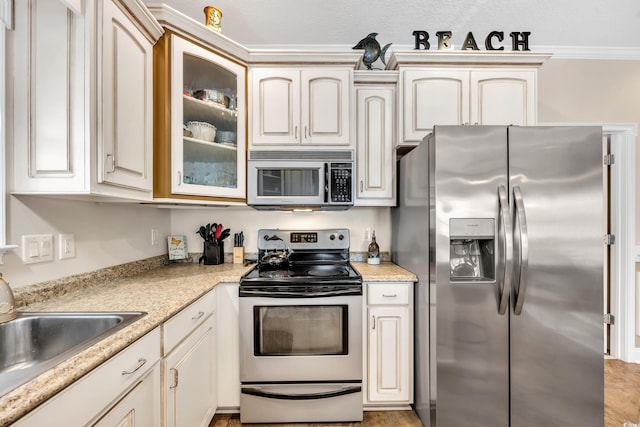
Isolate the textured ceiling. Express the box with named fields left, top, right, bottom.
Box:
left=149, top=0, right=640, bottom=49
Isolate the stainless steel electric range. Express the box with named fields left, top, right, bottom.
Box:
left=239, top=229, right=363, bottom=423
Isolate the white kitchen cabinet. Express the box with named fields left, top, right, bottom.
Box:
left=14, top=328, right=162, bottom=426
left=164, top=315, right=216, bottom=427
left=154, top=33, right=246, bottom=202
left=470, top=70, right=536, bottom=126
left=92, top=363, right=161, bottom=427
left=9, top=0, right=162, bottom=200
left=355, top=85, right=396, bottom=206
left=398, top=68, right=536, bottom=146
left=250, top=68, right=353, bottom=147
left=365, top=282, right=413, bottom=405
left=215, top=283, right=240, bottom=410
left=162, top=289, right=217, bottom=427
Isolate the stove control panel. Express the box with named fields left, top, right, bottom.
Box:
left=290, top=232, right=318, bottom=243
left=257, top=229, right=350, bottom=251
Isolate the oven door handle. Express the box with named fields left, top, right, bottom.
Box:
left=239, top=288, right=362, bottom=298
left=241, top=385, right=362, bottom=401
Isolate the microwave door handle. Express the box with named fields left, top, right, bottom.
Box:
left=324, top=163, right=329, bottom=203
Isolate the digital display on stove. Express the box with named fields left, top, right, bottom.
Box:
left=290, top=232, right=317, bottom=243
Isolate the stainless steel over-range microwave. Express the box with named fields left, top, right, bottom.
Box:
left=247, top=150, right=354, bottom=210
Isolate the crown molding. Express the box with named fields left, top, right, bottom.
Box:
left=536, top=45, right=640, bottom=60
left=246, top=43, right=640, bottom=62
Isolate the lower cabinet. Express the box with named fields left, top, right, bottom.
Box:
left=215, top=283, right=241, bottom=410
left=365, top=282, right=413, bottom=406
left=92, top=364, right=161, bottom=427
left=14, top=328, right=162, bottom=426
left=162, top=289, right=217, bottom=427
left=163, top=315, right=216, bottom=427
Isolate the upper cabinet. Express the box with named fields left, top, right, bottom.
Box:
left=399, top=68, right=536, bottom=145
left=389, top=51, right=550, bottom=150
left=249, top=68, right=354, bottom=148
left=354, top=72, right=397, bottom=207
left=9, top=0, right=162, bottom=200
left=153, top=33, right=246, bottom=201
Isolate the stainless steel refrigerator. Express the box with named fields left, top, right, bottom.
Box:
left=392, top=125, right=604, bottom=427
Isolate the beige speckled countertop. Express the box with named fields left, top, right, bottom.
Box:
left=352, top=262, right=417, bottom=282
left=0, top=261, right=415, bottom=425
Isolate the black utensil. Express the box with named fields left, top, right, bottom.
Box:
left=218, top=229, right=231, bottom=242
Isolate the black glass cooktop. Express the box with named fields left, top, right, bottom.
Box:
left=241, top=262, right=362, bottom=285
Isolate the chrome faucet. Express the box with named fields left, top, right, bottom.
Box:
left=0, top=273, right=16, bottom=323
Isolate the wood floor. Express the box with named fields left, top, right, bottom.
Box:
left=209, top=410, right=422, bottom=427
left=210, top=359, right=640, bottom=426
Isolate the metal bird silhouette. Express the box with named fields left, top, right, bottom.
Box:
left=352, top=33, right=392, bottom=70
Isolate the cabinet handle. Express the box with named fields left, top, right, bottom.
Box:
left=106, top=154, right=116, bottom=173
left=295, top=126, right=298, bottom=140
left=169, top=368, right=179, bottom=389
left=304, top=126, right=308, bottom=139
left=192, top=311, right=205, bottom=320
left=177, top=171, right=182, bottom=186
left=372, top=315, right=376, bottom=330
left=360, top=180, right=364, bottom=192
left=382, top=293, right=398, bottom=298
left=121, top=358, right=147, bottom=376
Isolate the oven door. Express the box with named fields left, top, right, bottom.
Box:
left=247, top=160, right=326, bottom=207
left=239, top=292, right=362, bottom=383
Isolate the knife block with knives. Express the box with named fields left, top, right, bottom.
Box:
left=233, top=231, right=244, bottom=264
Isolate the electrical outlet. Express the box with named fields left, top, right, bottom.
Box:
left=363, top=228, right=371, bottom=241
left=21, top=234, right=54, bottom=264
left=151, top=228, right=159, bottom=246
left=59, top=234, right=76, bottom=259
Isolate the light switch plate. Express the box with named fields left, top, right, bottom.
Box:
left=21, top=234, right=54, bottom=264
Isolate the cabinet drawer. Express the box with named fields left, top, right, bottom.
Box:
left=163, top=289, right=216, bottom=354
left=367, top=283, right=411, bottom=305
left=15, top=328, right=161, bottom=426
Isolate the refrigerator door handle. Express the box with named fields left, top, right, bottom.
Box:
left=497, top=185, right=512, bottom=315
left=512, top=186, right=529, bottom=315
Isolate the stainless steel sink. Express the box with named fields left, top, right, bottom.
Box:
left=0, top=311, right=146, bottom=397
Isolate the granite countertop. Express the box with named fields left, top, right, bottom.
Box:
left=0, top=260, right=415, bottom=425
left=352, top=261, right=417, bottom=282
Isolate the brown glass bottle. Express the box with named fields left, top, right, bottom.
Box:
left=367, top=230, right=380, bottom=264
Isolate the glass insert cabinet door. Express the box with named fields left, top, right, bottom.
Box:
left=170, top=34, right=246, bottom=198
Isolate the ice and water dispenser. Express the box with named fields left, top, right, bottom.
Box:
left=449, top=218, right=495, bottom=281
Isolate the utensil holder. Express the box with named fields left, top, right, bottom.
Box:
left=202, top=241, right=224, bottom=265
left=233, top=246, right=244, bottom=264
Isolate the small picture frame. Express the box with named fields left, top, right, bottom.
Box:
left=167, top=235, right=188, bottom=260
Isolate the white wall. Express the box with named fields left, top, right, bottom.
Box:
left=3, top=196, right=171, bottom=288
left=169, top=206, right=391, bottom=258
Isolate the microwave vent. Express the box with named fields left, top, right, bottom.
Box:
left=249, top=150, right=353, bottom=161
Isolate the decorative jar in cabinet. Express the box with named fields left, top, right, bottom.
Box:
left=154, top=33, right=246, bottom=202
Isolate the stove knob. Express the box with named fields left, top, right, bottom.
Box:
left=338, top=234, right=344, bottom=240
left=330, top=234, right=336, bottom=241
